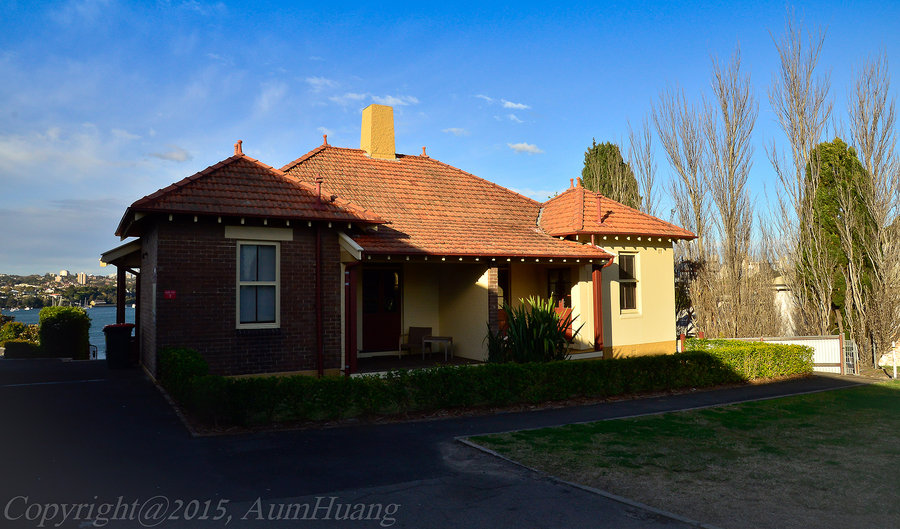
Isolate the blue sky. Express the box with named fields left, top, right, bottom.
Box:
left=1, top=0, right=898, bottom=274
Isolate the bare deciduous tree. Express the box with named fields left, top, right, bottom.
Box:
left=845, top=51, right=900, bottom=365
left=627, top=117, right=659, bottom=217
left=654, top=88, right=708, bottom=260
left=705, top=48, right=757, bottom=300
left=767, top=15, right=834, bottom=335
left=657, top=48, right=779, bottom=339
left=689, top=48, right=776, bottom=339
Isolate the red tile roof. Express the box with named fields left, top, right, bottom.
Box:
left=540, top=186, right=696, bottom=240
left=117, top=154, right=383, bottom=237
left=282, top=146, right=612, bottom=259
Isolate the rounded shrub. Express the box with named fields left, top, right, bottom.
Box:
left=38, top=307, right=91, bottom=359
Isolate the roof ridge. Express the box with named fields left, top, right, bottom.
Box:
left=284, top=144, right=543, bottom=209
left=132, top=154, right=245, bottom=207
left=577, top=187, right=585, bottom=232
left=279, top=144, right=329, bottom=172
left=584, top=188, right=692, bottom=235
left=132, top=152, right=383, bottom=224
left=421, top=155, right=542, bottom=207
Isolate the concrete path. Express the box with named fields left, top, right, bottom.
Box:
left=0, top=359, right=866, bottom=528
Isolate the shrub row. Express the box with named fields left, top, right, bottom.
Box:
left=0, top=307, right=91, bottom=359
left=2, top=340, right=45, bottom=358
left=0, top=321, right=40, bottom=346
left=158, top=341, right=813, bottom=428
left=685, top=338, right=814, bottom=379
left=39, top=307, right=91, bottom=360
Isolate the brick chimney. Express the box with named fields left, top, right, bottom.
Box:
left=360, top=104, right=396, bottom=160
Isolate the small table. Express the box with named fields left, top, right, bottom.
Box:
left=422, top=336, right=453, bottom=361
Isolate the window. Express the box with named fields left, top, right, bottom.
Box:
left=547, top=268, right=572, bottom=308
left=237, top=242, right=279, bottom=328
left=619, top=254, right=638, bottom=311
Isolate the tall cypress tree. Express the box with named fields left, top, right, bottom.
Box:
left=799, top=137, right=875, bottom=320
left=581, top=140, right=641, bottom=209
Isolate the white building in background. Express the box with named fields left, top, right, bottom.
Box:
left=773, top=275, right=797, bottom=336
left=77, top=273, right=87, bottom=285
left=59, top=270, right=70, bottom=277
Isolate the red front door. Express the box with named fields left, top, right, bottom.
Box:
left=362, top=268, right=402, bottom=351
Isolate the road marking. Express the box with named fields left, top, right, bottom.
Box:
left=0, top=379, right=107, bottom=388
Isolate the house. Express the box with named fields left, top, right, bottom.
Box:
left=101, top=104, right=695, bottom=377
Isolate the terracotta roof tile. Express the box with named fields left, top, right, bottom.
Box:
left=117, top=154, right=383, bottom=236
left=282, top=146, right=611, bottom=259
left=540, top=187, right=696, bottom=240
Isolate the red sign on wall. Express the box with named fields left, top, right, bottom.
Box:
left=164, top=290, right=176, bottom=300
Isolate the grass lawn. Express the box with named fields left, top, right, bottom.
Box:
left=470, top=380, right=900, bottom=529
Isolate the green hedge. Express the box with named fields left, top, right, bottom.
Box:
left=38, top=307, right=91, bottom=360
left=685, top=338, right=814, bottom=379
left=0, top=321, right=40, bottom=346
left=158, top=341, right=813, bottom=428
left=2, top=339, right=45, bottom=358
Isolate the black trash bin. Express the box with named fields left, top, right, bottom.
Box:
left=103, top=323, right=135, bottom=369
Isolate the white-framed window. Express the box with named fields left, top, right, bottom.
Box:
left=619, top=253, right=638, bottom=312
left=236, top=241, right=280, bottom=329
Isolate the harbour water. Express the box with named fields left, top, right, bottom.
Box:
left=1, top=306, right=136, bottom=359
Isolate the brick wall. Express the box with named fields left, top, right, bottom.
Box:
left=487, top=267, right=499, bottom=334
left=139, top=225, right=158, bottom=375
left=144, top=218, right=342, bottom=376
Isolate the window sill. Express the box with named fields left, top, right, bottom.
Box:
left=235, top=323, right=281, bottom=331
left=618, top=310, right=642, bottom=318
left=236, top=325, right=281, bottom=335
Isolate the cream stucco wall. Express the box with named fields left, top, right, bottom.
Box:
left=402, top=263, right=441, bottom=333
left=438, top=264, right=490, bottom=360
left=602, top=240, right=677, bottom=357
left=569, top=264, right=595, bottom=350
left=508, top=262, right=542, bottom=308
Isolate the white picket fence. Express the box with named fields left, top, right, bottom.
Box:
left=731, top=335, right=855, bottom=375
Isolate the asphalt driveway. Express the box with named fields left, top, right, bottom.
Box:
left=0, top=358, right=865, bottom=528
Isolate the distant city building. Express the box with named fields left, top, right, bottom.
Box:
left=77, top=273, right=87, bottom=285
left=59, top=270, right=70, bottom=277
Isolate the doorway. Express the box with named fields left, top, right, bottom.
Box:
left=362, top=268, right=402, bottom=351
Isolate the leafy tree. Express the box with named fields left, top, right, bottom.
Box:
left=581, top=140, right=641, bottom=209
left=799, top=138, right=875, bottom=324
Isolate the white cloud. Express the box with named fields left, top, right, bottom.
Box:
left=475, top=94, right=494, bottom=103
left=0, top=199, right=125, bottom=275
left=507, top=142, right=544, bottom=154
left=442, top=128, right=470, bottom=136
left=150, top=146, right=192, bottom=162
left=501, top=99, right=530, bottom=110
left=329, top=92, right=369, bottom=106
left=507, top=114, right=524, bottom=123
left=254, top=81, right=288, bottom=113
left=317, top=126, right=333, bottom=137
left=0, top=128, right=112, bottom=176
left=305, top=76, right=338, bottom=92
left=111, top=129, right=140, bottom=141
left=372, top=95, right=419, bottom=106
left=309, top=56, right=325, bottom=62
left=177, top=1, right=228, bottom=16
left=50, top=0, right=114, bottom=25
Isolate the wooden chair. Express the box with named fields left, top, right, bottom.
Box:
left=398, top=326, right=432, bottom=358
